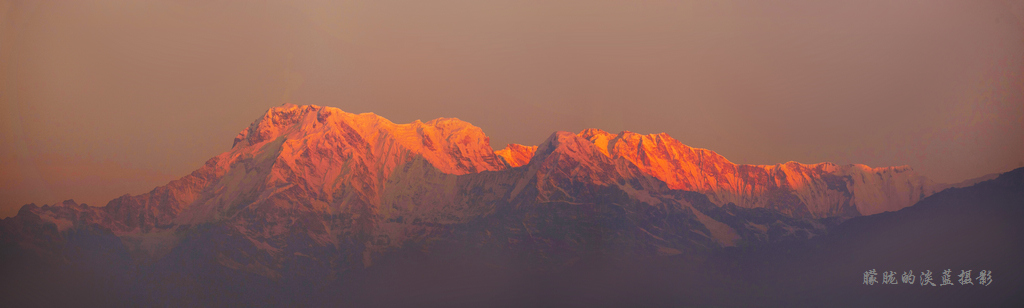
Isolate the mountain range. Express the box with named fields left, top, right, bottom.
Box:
left=0, top=104, right=1015, bottom=307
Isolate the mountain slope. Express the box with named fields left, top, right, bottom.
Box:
left=570, top=128, right=943, bottom=218
left=495, top=144, right=537, bottom=168
left=700, top=166, right=1024, bottom=307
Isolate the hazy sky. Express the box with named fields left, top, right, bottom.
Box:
left=2, top=0, right=1022, bottom=218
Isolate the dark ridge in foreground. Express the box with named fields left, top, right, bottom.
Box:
left=2, top=168, right=1020, bottom=307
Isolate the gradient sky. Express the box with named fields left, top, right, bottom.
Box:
left=2, top=0, right=1022, bottom=218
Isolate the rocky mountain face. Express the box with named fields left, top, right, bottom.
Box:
left=495, top=143, right=537, bottom=167
left=495, top=128, right=944, bottom=219
left=0, top=104, right=978, bottom=306
left=577, top=128, right=941, bottom=218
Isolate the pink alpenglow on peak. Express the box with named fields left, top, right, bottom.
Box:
left=495, top=144, right=538, bottom=168
left=231, top=103, right=506, bottom=175
left=96, top=104, right=514, bottom=233
left=561, top=128, right=943, bottom=218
